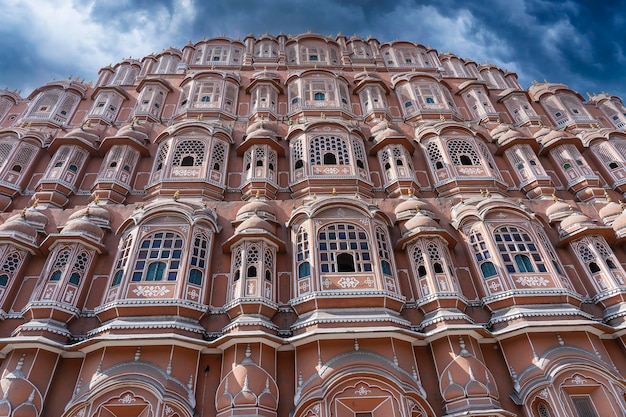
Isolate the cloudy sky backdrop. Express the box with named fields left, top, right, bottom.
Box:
left=0, top=0, right=623, bottom=100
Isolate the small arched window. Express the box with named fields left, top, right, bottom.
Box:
left=188, top=269, right=203, bottom=285
left=298, top=262, right=311, bottom=278
left=146, top=261, right=166, bottom=281
left=247, top=265, right=257, bottom=278
left=337, top=253, right=355, bottom=272
left=181, top=156, right=194, bottom=166
left=50, top=270, right=62, bottom=281
left=514, top=254, right=534, bottom=272
left=132, top=232, right=183, bottom=282
left=323, top=153, right=337, bottom=165
left=537, top=402, right=551, bottom=417
left=481, top=262, right=497, bottom=278
left=295, top=159, right=304, bottom=169
left=459, top=155, right=473, bottom=165
left=589, top=262, right=601, bottom=273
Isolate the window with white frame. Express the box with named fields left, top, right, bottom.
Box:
left=358, top=85, right=387, bottom=114
left=90, top=91, right=123, bottom=122
left=111, top=65, right=139, bottom=86
left=42, top=145, right=88, bottom=186
left=254, top=40, right=278, bottom=58
left=0, top=246, right=26, bottom=289
left=494, top=225, right=547, bottom=273
left=0, top=96, right=14, bottom=122
left=288, top=77, right=350, bottom=111
left=154, top=54, right=180, bottom=74
left=296, top=226, right=311, bottom=279
left=135, top=84, right=167, bottom=119
left=411, top=237, right=458, bottom=296
left=243, top=145, right=277, bottom=182
left=131, top=232, right=184, bottom=282
left=97, top=144, right=139, bottom=187
left=309, top=135, right=350, bottom=166
left=318, top=223, right=372, bottom=273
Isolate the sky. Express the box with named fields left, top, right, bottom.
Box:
left=0, top=0, right=624, bottom=101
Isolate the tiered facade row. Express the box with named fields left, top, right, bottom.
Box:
left=0, top=33, right=625, bottom=417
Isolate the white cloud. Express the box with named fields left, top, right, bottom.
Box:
left=0, top=0, right=196, bottom=83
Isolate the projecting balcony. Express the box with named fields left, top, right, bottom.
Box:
left=403, top=103, right=462, bottom=122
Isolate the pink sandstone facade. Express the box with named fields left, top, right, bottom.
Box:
left=0, top=32, right=624, bottom=417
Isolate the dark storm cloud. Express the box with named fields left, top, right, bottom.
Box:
left=0, top=0, right=624, bottom=101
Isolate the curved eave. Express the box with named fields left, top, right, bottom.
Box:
left=136, top=77, right=174, bottom=93
left=557, top=226, right=615, bottom=247
left=0, top=235, right=41, bottom=256
left=41, top=233, right=107, bottom=255
left=538, top=136, right=584, bottom=155
left=245, top=78, right=284, bottom=95
left=396, top=228, right=456, bottom=249
left=222, top=230, right=285, bottom=253
left=47, top=135, right=100, bottom=156
left=90, top=85, right=130, bottom=100
left=495, top=136, right=538, bottom=155
left=236, top=136, right=285, bottom=156
left=369, top=135, right=415, bottom=155
left=100, top=134, right=150, bottom=156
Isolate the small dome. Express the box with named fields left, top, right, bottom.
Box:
left=0, top=217, right=37, bottom=242
left=373, top=126, right=404, bottom=143
left=116, top=120, right=151, bottom=141
left=560, top=211, right=594, bottom=235
left=61, top=122, right=105, bottom=142
left=546, top=199, right=572, bottom=222
left=62, top=217, right=105, bottom=241
left=489, top=123, right=513, bottom=140
left=395, top=198, right=433, bottom=220
left=599, top=201, right=623, bottom=226
left=236, top=200, right=275, bottom=220
left=68, top=203, right=111, bottom=228
left=535, top=128, right=571, bottom=148
left=235, top=214, right=277, bottom=235
left=370, top=119, right=391, bottom=136
left=245, top=121, right=278, bottom=140
left=612, top=210, right=626, bottom=237
left=404, top=212, right=440, bottom=232
left=533, top=126, right=553, bottom=141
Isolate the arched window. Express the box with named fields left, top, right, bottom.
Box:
left=172, top=140, right=205, bottom=167
left=337, top=253, right=355, bottom=272
left=481, top=262, right=497, bottom=278
left=296, top=227, right=311, bottom=279
left=309, top=136, right=349, bottom=165
left=188, top=233, right=209, bottom=285
left=376, top=227, right=393, bottom=276
left=298, top=262, right=311, bottom=278
left=323, top=153, right=337, bottom=164
left=448, top=140, right=481, bottom=166
left=131, top=232, right=184, bottom=282
left=318, top=224, right=372, bottom=273
left=469, top=230, right=498, bottom=279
